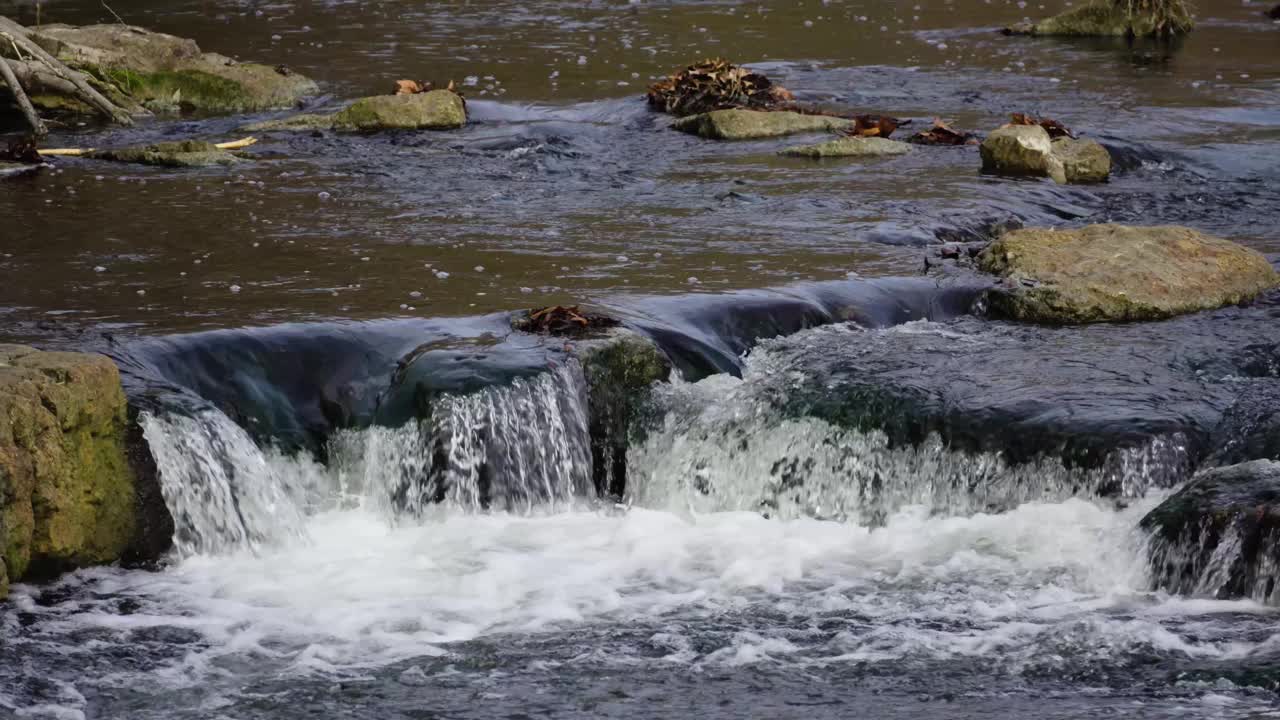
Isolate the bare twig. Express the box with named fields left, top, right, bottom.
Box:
left=0, top=55, right=46, bottom=136
left=40, top=136, right=260, bottom=156
left=101, top=1, right=125, bottom=25
left=0, top=18, right=134, bottom=125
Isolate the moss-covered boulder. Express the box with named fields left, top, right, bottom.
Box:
left=0, top=346, right=156, bottom=599
left=88, top=140, right=246, bottom=168
left=1142, top=460, right=1280, bottom=603
left=779, top=136, right=912, bottom=158
left=1004, top=3, right=1194, bottom=37
left=569, top=329, right=672, bottom=498
left=672, top=109, right=852, bottom=140
left=1052, top=137, right=1111, bottom=183
left=25, top=23, right=317, bottom=115
left=980, top=124, right=1067, bottom=184
left=977, top=224, right=1280, bottom=324
left=245, top=90, right=467, bottom=132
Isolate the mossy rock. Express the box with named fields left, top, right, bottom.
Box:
left=0, top=346, right=136, bottom=597
left=88, top=140, right=246, bottom=168
left=779, top=136, right=912, bottom=158
left=27, top=23, right=317, bottom=116
left=672, top=109, right=852, bottom=140
left=1052, top=137, right=1111, bottom=183
left=977, top=224, right=1280, bottom=324
left=980, top=124, right=1066, bottom=184
left=1005, top=3, right=1193, bottom=37
left=246, top=91, right=467, bottom=132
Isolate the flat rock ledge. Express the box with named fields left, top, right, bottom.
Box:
left=89, top=140, right=246, bottom=167
left=779, top=136, right=912, bottom=158
left=673, top=109, right=852, bottom=140
left=977, top=224, right=1280, bottom=324
left=19, top=22, right=317, bottom=116
left=1142, top=460, right=1280, bottom=603
left=0, top=346, right=170, bottom=600
left=980, top=125, right=1111, bottom=184
left=246, top=91, right=467, bottom=132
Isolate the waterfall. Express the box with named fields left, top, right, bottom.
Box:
left=140, top=362, right=595, bottom=556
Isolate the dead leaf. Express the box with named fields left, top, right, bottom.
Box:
left=647, top=58, right=795, bottom=117
left=1010, top=112, right=1075, bottom=139
left=907, top=118, right=977, bottom=146
left=395, top=79, right=425, bottom=95
left=845, top=114, right=908, bottom=139
left=515, top=305, right=620, bottom=336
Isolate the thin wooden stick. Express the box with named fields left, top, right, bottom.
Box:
left=0, top=56, right=46, bottom=136
left=39, top=136, right=258, bottom=157
left=215, top=136, right=257, bottom=150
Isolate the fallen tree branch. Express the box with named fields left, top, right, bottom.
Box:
left=0, top=47, right=46, bottom=136
left=0, top=16, right=134, bottom=126
left=39, top=136, right=259, bottom=157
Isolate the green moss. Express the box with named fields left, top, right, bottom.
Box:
left=89, top=141, right=245, bottom=168
left=96, top=67, right=253, bottom=114
left=1031, top=2, right=1194, bottom=37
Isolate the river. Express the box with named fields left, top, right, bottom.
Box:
left=2, top=0, right=1280, bottom=718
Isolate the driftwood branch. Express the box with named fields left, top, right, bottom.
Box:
left=39, top=136, right=259, bottom=157
left=0, top=50, right=45, bottom=136
left=0, top=16, right=134, bottom=126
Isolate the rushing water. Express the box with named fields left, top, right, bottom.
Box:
left=4, top=0, right=1280, bottom=717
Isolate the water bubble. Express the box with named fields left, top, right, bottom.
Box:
left=474, top=265, right=485, bottom=272
left=136, top=289, right=146, bottom=296
left=577, top=55, right=588, bottom=65
left=520, top=287, right=534, bottom=294
left=616, top=255, right=629, bottom=262
left=435, top=271, right=450, bottom=279
left=93, top=265, right=106, bottom=273
left=687, top=276, right=700, bottom=284
left=229, top=285, right=242, bottom=293
left=409, top=291, right=422, bottom=299
left=361, top=257, right=371, bottom=262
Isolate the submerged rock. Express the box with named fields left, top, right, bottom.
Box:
left=245, top=90, right=466, bottom=132
left=980, top=125, right=1066, bottom=184
left=977, top=224, right=1280, bottom=324
left=779, top=136, right=912, bottom=158
left=1051, top=137, right=1111, bottom=183
left=1208, top=381, right=1280, bottom=467
left=1003, top=3, right=1194, bottom=37
left=1142, top=460, right=1280, bottom=603
left=672, top=109, right=851, bottom=140
left=88, top=140, right=246, bottom=167
left=26, top=23, right=317, bottom=115
left=0, top=345, right=166, bottom=599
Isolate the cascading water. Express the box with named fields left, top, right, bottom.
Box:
left=625, top=340, right=1189, bottom=524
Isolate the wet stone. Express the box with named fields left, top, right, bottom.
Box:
left=779, top=136, right=912, bottom=159
left=1002, top=3, right=1194, bottom=37
left=977, top=224, right=1280, bottom=324
left=1142, top=460, right=1280, bottom=603
left=1051, top=137, right=1111, bottom=184
left=980, top=124, right=1066, bottom=184
left=88, top=141, right=246, bottom=168
left=246, top=90, right=467, bottom=132
left=672, top=109, right=852, bottom=140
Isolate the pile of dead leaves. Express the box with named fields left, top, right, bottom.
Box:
left=907, top=118, right=978, bottom=146
left=842, top=114, right=909, bottom=139
left=1009, top=112, right=1075, bottom=139
left=393, top=79, right=460, bottom=96
left=514, top=305, right=620, bottom=337
left=0, top=137, right=42, bottom=164
left=647, top=58, right=795, bottom=117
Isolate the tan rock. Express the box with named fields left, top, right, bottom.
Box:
left=672, top=109, right=852, bottom=140
left=779, top=136, right=912, bottom=158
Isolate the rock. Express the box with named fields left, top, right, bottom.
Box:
left=569, top=328, right=672, bottom=498
left=977, top=224, right=1280, bottom=324
left=1051, top=137, right=1111, bottom=183
left=245, top=90, right=467, bottom=132
left=1003, top=4, right=1193, bottom=37
left=1208, top=380, right=1280, bottom=467
left=0, top=345, right=165, bottom=599
left=1142, top=460, right=1280, bottom=602
left=980, top=124, right=1066, bottom=184
left=672, top=109, right=852, bottom=140
left=25, top=23, right=317, bottom=115
left=779, top=136, right=912, bottom=158
left=88, top=140, right=246, bottom=168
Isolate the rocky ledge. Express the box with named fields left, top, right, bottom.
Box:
left=672, top=109, right=852, bottom=140
left=245, top=90, right=467, bottom=132
left=0, top=346, right=170, bottom=599
left=977, top=224, right=1279, bottom=324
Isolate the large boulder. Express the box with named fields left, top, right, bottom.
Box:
left=672, top=109, right=851, bottom=140
left=245, top=90, right=467, bottom=132
left=24, top=23, right=317, bottom=115
left=1004, top=3, right=1194, bottom=37
left=1142, top=460, right=1280, bottom=603
left=977, top=224, right=1280, bottom=324
left=0, top=346, right=168, bottom=599
left=779, top=136, right=912, bottom=158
